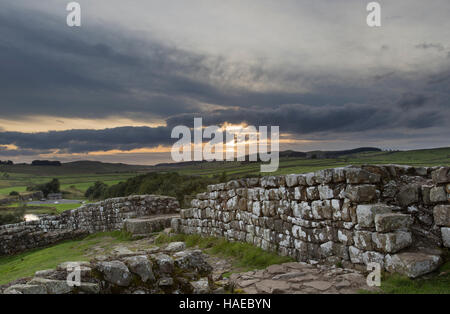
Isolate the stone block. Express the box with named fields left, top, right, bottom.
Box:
left=356, top=204, right=392, bottom=228
left=374, top=213, right=413, bottom=232
left=345, top=185, right=377, bottom=203
left=96, top=261, right=132, bottom=287
left=431, top=167, right=450, bottom=184
left=441, top=227, right=450, bottom=248
left=433, top=205, right=450, bottom=227
left=318, top=185, right=334, bottom=200
left=285, top=174, right=299, bottom=187
left=346, top=168, right=381, bottom=184
left=4, top=284, right=47, bottom=294
left=353, top=231, right=374, bottom=250
left=371, top=231, right=412, bottom=253
left=28, top=278, right=73, bottom=294
left=429, top=186, right=447, bottom=203
left=385, top=252, right=442, bottom=278
left=397, top=184, right=420, bottom=206
left=311, top=200, right=332, bottom=220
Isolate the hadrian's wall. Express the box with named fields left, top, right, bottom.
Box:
left=173, top=165, right=450, bottom=277
left=0, top=195, right=179, bottom=255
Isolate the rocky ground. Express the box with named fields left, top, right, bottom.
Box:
left=227, top=262, right=378, bottom=294
left=0, top=230, right=380, bottom=294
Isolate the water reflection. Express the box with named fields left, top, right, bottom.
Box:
left=24, top=214, right=40, bottom=222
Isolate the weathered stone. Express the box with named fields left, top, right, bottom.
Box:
left=349, top=246, right=364, bottom=264
left=57, top=261, right=90, bottom=271
left=255, top=279, right=290, bottom=294
left=385, top=252, right=442, bottom=278
left=346, top=168, right=381, bottom=184
left=429, top=186, right=447, bottom=203
left=34, top=269, right=58, bottom=278
left=318, top=185, right=335, bottom=200
left=158, top=277, right=174, bottom=287
left=265, top=264, right=286, bottom=275
left=96, top=261, right=132, bottom=287
left=190, top=278, right=210, bottom=294
left=311, top=200, right=332, bottom=220
left=353, top=231, right=374, bottom=250
left=356, top=204, right=392, bottom=228
left=397, top=184, right=420, bottom=206
left=4, top=284, right=47, bottom=294
left=371, top=231, right=412, bottom=253
left=306, top=187, right=319, bottom=200
left=28, top=278, right=72, bottom=294
left=433, top=205, right=450, bottom=227
left=165, top=242, right=186, bottom=253
left=362, top=251, right=385, bottom=268
left=345, top=185, right=377, bottom=203
left=78, top=282, right=100, bottom=294
left=173, top=250, right=212, bottom=275
left=155, top=253, right=174, bottom=274
left=441, top=228, right=450, bottom=248
left=431, top=167, right=450, bottom=184
left=303, top=281, right=332, bottom=291
left=374, top=213, right=413, bottom=232
left=286, top=174, right=299, bottom=187
left=123, top=255, right=155, bottom=282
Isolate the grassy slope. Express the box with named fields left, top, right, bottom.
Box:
left=155, top=233, right=293, bottom=272
left=0, top=231, right=132, bottom=285
left=1, top=202, right=83, bottom=216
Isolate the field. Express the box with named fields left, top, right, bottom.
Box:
left=174, top=147, right=450, bottom=178
left=1, top=147, right=449, bottom=200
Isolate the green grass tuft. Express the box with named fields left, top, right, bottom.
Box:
left=0, top=231, right=133, bottom=285
left=155, top=233, right=293, bottom=271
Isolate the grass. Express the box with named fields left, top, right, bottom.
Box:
left=0, top=202, right=84, bottom=218
left=0, top=230, right=132, bottom=285
left=0, top=186, right=28, bottom=195
left=155, top=233, right=293, bottom=271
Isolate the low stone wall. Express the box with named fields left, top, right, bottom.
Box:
left=173, top=165, right=450, bottom=277
left=0, top=195, right=179, bottom=255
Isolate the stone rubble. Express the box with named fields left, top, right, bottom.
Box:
left=229, top=261, right=378, bottom=294
left=1, top=244, right=214, bottom=294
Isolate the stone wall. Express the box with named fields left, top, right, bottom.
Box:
left=0, top=195, right=179, bottom=255
left=173, top=165, right=450, bottom=277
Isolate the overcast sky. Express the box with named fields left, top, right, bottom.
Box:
left=0, top=0, right=449, bottom=164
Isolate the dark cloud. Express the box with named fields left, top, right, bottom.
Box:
left=0, top=127, right=173, bottom=153
left=398, top=93, right=428, bottom=109
left=415, top=43, right=445, bottom=51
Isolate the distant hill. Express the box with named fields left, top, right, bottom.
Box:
left=0, top=160, right=153, bottom=175
left=303, top=147, right=382, bottom=159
